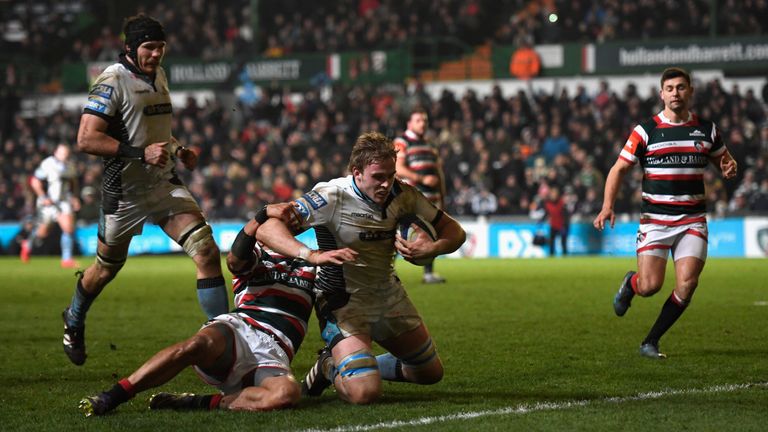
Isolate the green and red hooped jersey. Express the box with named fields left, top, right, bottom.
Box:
left=619, top=111, right=727, bottom=225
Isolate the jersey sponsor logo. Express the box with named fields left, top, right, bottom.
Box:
left=646, top=154, right=707, bottom=166
left=143, top=103, right=173, bottom=116
left=85, top=98, right=108, bottom=113
left=293, top=201, right=310, bottom=220
left=359, top=230, right=395, bottom=241
left=351, top=211, right=374, bottom=220
left=134, top=89, right=150, bottom=94
left=689, top=129, right=706, bottom=137
left=302, top=191, right=327, bottom=210
left=89, top=84, right=114, bottom=99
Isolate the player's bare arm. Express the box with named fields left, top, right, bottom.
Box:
left=29, top=176, right=52, bottom=206
left=395, top=214, right=465, bottom=261
left=77, top=113, right=169, bottom=167
left=256, top=217, right=358, bottom=265
left=593, top=158, right=633, bottom=231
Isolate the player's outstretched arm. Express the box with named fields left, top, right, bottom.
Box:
left=256, top=217, right=357, bottom=266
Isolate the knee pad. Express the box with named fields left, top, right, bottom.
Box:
left=338, top=350, right=378, bottom=379
left=401, top=338, right=438, bottom=368
left=179, top=222, right=216, bottom=258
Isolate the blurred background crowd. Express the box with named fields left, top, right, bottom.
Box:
left=1, top=0, right=767, bottom=229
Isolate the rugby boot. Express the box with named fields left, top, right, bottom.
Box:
left=613, top=271, right=636, bottom=317
left=639, top=342, right=667, bottom=359
left=62, top=308, right=86, bottom=365
left=301, top=346, right=333, bottom=397
left=79, top=393, right=113, bottom=417
left=422, top=272, right=446, bottom=284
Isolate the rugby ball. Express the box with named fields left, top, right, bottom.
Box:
left=397, top=214, right=437, bottom=266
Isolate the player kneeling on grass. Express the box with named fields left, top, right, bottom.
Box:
left=79, top=204, right=357, bottom=416
left=256, top=132, right=466, bottom=405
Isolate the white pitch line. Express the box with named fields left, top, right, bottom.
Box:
left=297, top=382, right=768, bottom=432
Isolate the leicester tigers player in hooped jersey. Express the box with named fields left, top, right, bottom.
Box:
left=594, top=67, right=738, bottom=360
left=256, top=132, right=466, bottom=405
left=78, top=204, right=356, bottom=417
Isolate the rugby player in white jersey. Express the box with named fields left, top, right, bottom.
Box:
left=61, top=14, right=229, bottom=366
left=594, top=67, right=738, bottom=359
left=257, top=132, right=466, bottom=404
left=78, top=204, right=357, bottom=416
left=26, top=143, right=80, bottom=268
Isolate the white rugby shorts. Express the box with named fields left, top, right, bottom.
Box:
left=636, top=219, right=708, bottom=261
left=38, top=200, right=73, bottom=224
left=193, top=313, right=292, bottom=395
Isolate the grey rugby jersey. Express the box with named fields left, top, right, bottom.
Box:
left=34, top=155, right=77, bottom=203
left=293, top=175, right=441, bottom=295
left=83, top=55, right=175, bottom=200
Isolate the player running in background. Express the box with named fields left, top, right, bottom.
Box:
left=394, top=109, right=448, bottom=284
left=79, top=204, right=357, bottom=416
left=257, top=132, right=466, bottom=405
left=25, top=143, right=80, bottom=268
left=61, top=14, right=229, bottom=366
left=594, top=67, right=738, bottom=359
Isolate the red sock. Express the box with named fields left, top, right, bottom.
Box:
left=630, top=273, right=639, bottom=294
left=209, top=394, right=223, bottom=410
left=118, top=379, right=136, bottom=398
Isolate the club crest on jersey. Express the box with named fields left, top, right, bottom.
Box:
left=693, top=141, right=704, bottom=152
left=302, top=191, right=327, bottom=210
left=89, top=84, right=114, bottom=99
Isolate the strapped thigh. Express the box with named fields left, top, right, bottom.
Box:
left=177, top=221, right=215, bottom=257
left=400, top=337, right=438, bottom=369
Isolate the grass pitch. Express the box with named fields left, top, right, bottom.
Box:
left=0, top=256, right=766, bottom=431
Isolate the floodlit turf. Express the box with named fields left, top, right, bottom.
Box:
left=0, top=255, right=766, bottom=431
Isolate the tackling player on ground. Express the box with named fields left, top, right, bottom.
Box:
left=79, top=204, right=357, bottom=416
left=594, top=67, right=738, bottom=359
left=257, top=132, right=466, bottom=404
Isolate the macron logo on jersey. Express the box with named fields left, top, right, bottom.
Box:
left=89, top=84, right=114, bottom=99
left=302, top=191, right=328, bottom=210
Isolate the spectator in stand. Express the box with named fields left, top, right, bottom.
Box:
left=543, top=186, right=569, bottom=256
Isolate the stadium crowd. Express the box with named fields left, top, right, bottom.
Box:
left=2, top=77, right=767, bottom=228
left=2, top=0, right=767, bottom=65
